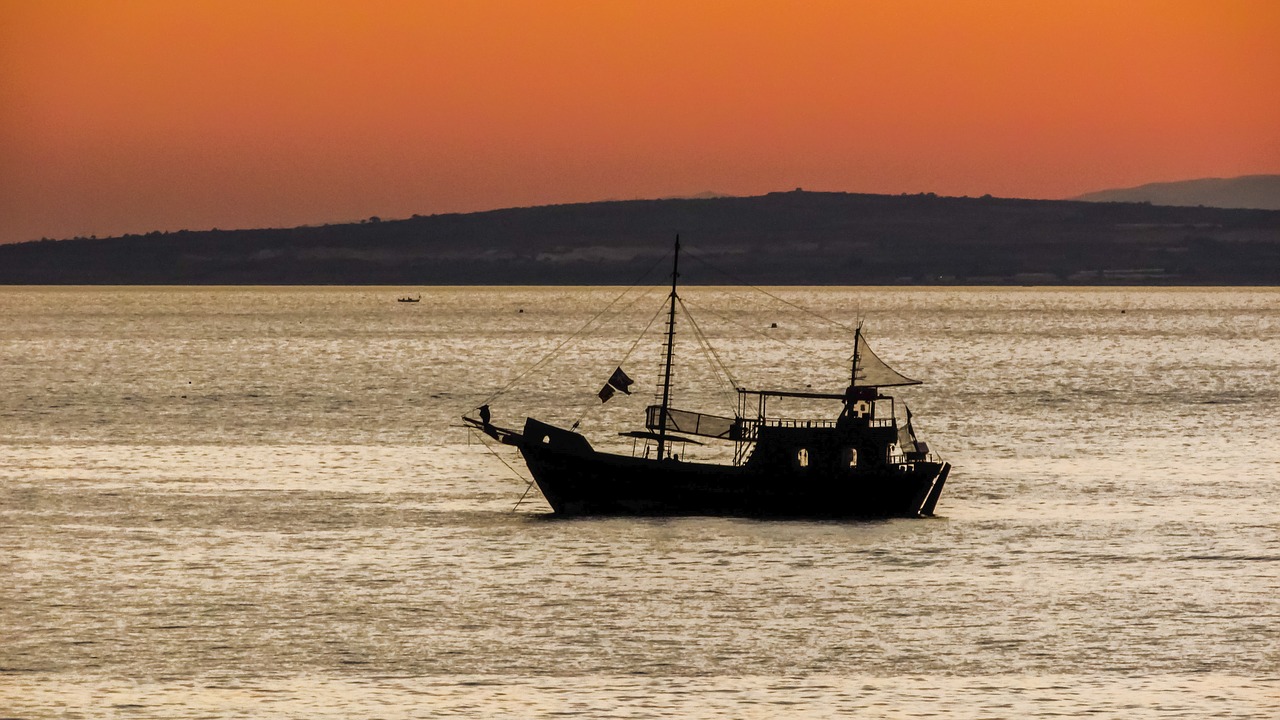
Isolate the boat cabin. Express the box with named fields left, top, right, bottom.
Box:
left=638, top=381, right=927, bottom=474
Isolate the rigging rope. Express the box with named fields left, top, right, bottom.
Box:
left=467, top=426, right=533, bottom=489
left=470, top=239, right=865, bottom=436
left=473, top=250, right=671, bottom=410
left=570, top=296, right=669, bottom=430
left=678, top=294, right=854, bottom=397
left=682, top=244, right=861, bottom=334
left=677, top=296, right=740, bottom=416
left=678, top=295, right=810, bottom=352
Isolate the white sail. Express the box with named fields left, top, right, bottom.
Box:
left=854, top=331, right=922, bottom=387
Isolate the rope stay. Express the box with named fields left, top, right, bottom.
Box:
left=467, top=425, right=536, bottom=512
left=468, top=238, right=869, bottom=447
left=682, top=244, right=861, bottom=334
left=570, top=295, right=670, bottom=430
left=474, top=250, right=671, bottom=411
left=678, top=295, right=809, bottom=352
left=676, top=296, right=739, bottom=416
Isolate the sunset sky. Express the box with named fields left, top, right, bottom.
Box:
left=2, top=0, right=1277, bottom=244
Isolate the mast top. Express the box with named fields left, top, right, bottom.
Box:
left=671, top=234, right=680, bottom=293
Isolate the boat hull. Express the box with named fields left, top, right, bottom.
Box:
left=518, top=435, right=949, bottom=519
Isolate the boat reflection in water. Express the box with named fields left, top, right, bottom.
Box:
left=464, top=237, right=950, bottom=518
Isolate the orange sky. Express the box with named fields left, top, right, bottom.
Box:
left=2, top=0, right=1278, bottom=243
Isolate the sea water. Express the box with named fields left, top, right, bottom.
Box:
left=1, top=286, right=1277, bottom=718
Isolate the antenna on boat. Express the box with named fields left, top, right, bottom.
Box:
left=657, top=234, right=680, bottom=459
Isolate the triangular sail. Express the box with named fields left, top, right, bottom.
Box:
left=854, top=332, right=922, bottom=387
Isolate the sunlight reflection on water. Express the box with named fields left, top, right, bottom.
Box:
left=2, top=286, right=1278, bottom=717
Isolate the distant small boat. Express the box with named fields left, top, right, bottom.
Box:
left=397, top=295, right=421, bottom=303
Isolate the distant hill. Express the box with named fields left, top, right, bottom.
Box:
left=663, top=191, right=735, bottom=200
left=1074, top=175, right=1280, bottom=210
left=2, top=190, right=1279, bottom=285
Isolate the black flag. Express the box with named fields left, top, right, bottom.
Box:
left=598, top=384, right=615, bottom=403
left=607, top=367, right=634, bottom=394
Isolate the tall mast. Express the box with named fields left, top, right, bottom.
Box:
left=850, top=323, right=862, bottom=387
left=657, top=235, right=680, bottom=458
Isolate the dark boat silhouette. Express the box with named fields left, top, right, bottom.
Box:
left=464, top=237, right=950, bottom=518
left=398, top=294, right=421, bottom=303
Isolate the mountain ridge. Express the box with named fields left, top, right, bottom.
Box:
left=1073, top=174, right=1280, bottom=211
left=2, top=190, right=1278, bottom=285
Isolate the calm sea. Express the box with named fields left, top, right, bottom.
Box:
left=2, top=286, right=1277, bottom=718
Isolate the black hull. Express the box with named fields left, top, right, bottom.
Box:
left=519, top=438, right=949, bottom=519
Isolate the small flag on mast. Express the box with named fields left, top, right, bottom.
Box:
left=598, top=366, right=634, bottom=403
left=607, top=367, right=634, bottom=394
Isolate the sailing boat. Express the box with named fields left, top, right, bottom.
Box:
left=463, top=237, right=950, bottom=518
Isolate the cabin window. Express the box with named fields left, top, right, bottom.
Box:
left=796, top=448, right=809, bottom=468
left=844, top=448, right=858, bottom=468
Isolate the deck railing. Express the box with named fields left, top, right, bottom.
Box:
left=760, top=417, right=895, bottom=429
left=762, top=418, right=839, bottom=429
left=887, top=452, right=935, bottom=465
